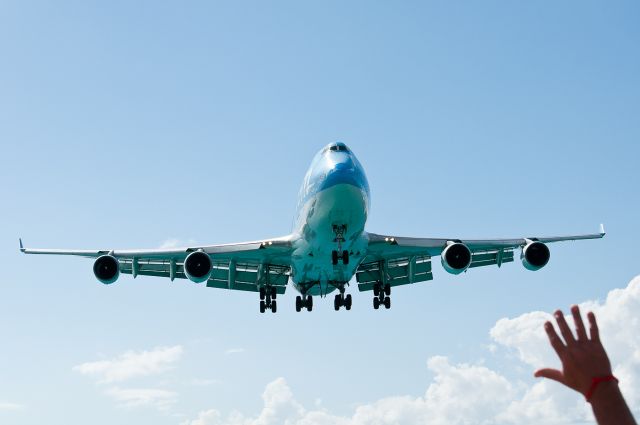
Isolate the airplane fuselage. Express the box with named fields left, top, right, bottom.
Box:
left=289, top=143, right=370, bottom=296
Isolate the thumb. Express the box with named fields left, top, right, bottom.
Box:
left=534, top=368, right=565, bottom=384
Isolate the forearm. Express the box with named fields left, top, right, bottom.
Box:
left=590, top=382, right=637, bottom=425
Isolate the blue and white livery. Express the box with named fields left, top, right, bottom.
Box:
left=20, top=143, right=605, bottom=313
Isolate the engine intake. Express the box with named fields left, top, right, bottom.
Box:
left=521, top=241, right=550, bottom=271
left=184, top=251, right=212, bottom=283
left=93, top=255, right=120, bottom=284
left=441, top=242, right=472, bottom=274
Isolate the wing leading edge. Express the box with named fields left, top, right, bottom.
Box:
left=357, top=225, right=605, bottom=292
left=19, top=236, right=295, bottom=294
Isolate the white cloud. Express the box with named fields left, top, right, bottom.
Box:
left=159, top=239, right=197, bottom=249
left=105, top=387, right=177, bottom=411
left=225, top=348, right=245, bottom=355
left=0, top=402, right=25, bottom=411
left=73, top=345, right=183, bottom=383
left=182, top=276, right=640, bottom=425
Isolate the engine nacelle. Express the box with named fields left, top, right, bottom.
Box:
left=521, top=241, right=550, bottom=271
left=184, top=251, right=212, bottom=283
left=93, top=255, right=120, bottom=284
left=441, top=242, right=472, bottom=275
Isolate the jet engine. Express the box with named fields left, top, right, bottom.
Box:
left=441, top=242, right=472, bottom=274
left=521, top=241, right=550, bottom=271
left=184, top=251, right=212, bottom=283
left=93, top=255, right=120, bottom=284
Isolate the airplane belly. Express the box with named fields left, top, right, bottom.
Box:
left=290, top=183, right=369, bottom=295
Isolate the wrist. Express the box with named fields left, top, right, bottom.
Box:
left=588, top=380, right=621, bottom=407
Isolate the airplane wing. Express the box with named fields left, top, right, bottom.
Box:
left=356, top=225, right=605, bottom=292
left=19, top=236, right=294, bottom=294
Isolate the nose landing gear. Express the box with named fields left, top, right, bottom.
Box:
left=331, top=225, right=349, bottom=265
left=332, top=250, right=349, bottom=265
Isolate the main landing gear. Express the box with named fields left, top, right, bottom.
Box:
left=331, top=224, right=349, bottom=265
left=296, top=295, right=313, bottom=312
left=259, top=286, right=277, bottom=313
left=372, top=283, right=391, bottom=310
left=334, top=293, right=352, bottom=311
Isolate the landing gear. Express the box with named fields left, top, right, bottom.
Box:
left=295, top=295, right=313, bottom=312
left=331, top=249, right=349, bottom=265
left=334, top=293, right=352, bottom=310
left=331, top=225, right=350, bottom=265
left=373, top=283, right=391, bottom=310
left=259, top=286, right=277, bottom=313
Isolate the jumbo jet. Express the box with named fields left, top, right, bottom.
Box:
left=20, top=143, right=605, bottom=313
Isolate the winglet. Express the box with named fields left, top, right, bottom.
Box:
left=19, top=238, right=25, bottom=253
left=599, top=223, right=606, bottom=237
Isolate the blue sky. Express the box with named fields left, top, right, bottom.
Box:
left=1, top=1, right=639, bottom=424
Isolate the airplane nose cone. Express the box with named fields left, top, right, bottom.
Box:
left=321, top=160, right=362, bottom=191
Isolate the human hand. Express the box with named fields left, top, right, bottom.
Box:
left=534, top=305, right=612, bottom=398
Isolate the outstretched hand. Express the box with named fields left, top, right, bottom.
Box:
left=534, top=305, right=612, bottom=397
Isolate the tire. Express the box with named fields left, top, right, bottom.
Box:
left=373, top=297, right=380, bottom=310
left=307, top=296, right=313, bottom=311
left=384, top=284, right=391, bottom=296
left=332, top=250, right=338, bottom=265
left=334, top=295, right=341, bottom=311
left=373, top=285, right=380, bottom=297
left=342, top=250, right=349, bottom=265
left=345, top=294, right=352, bottom=310
left=384, top=297, right=391, bottom=309
left=271, top=287, right=277, bottom=299
left=271, top=300, right=277, bottom=313
left=260, top=300, right=266, bottom=313
left=259, top=287, right=266, bottom=300
left=296, top=296, right=302, bottom=312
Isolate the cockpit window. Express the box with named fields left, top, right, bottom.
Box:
left=329, top=143, right=350, bottom=152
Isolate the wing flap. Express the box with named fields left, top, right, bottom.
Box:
left=119, top=257, right=289, bottom=294
left=469, top=249, right=515, bottom=269
left=356, top=255, right=433, bottom=292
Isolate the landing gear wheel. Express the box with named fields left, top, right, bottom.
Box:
left=342, top=250, right=349, bottom=265
left=332, top=250, right=339, bottom=265
left=271, top=287, right=277, bottom=299
left=271, top=300, right=277, bottom=313
left=373, top=297, right=380, bottom=310
left=345, top=294, right=352, bottom=310
left=260, top=300, right=266, bottom=313
left=384, top=297, right=391, bottom=309
left=384, top=284, right=391, bottom=296
left=373, top=284, right=380, bottom=297
left=259, top=287, right=266, bottom=300
left=334, top=294, right=341, bottom=311
left=306, top=295, right=313, bottom=312
left=296, top=296, right=302, bottom=312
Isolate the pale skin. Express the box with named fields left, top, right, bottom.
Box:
left=535, top=305, right=636, bottom=425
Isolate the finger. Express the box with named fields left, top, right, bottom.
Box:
left=554, top=310, right=576, bottom=345
left=544, top=321, right=566, bottom=357
left=587, top=311, right=600, bottom=343
left=571, top=305, right=588, bottom=341
left=534, top=368, right=565, bottom=384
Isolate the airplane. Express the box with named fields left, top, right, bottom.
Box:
left=20, top=142, right=605, bottom=313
